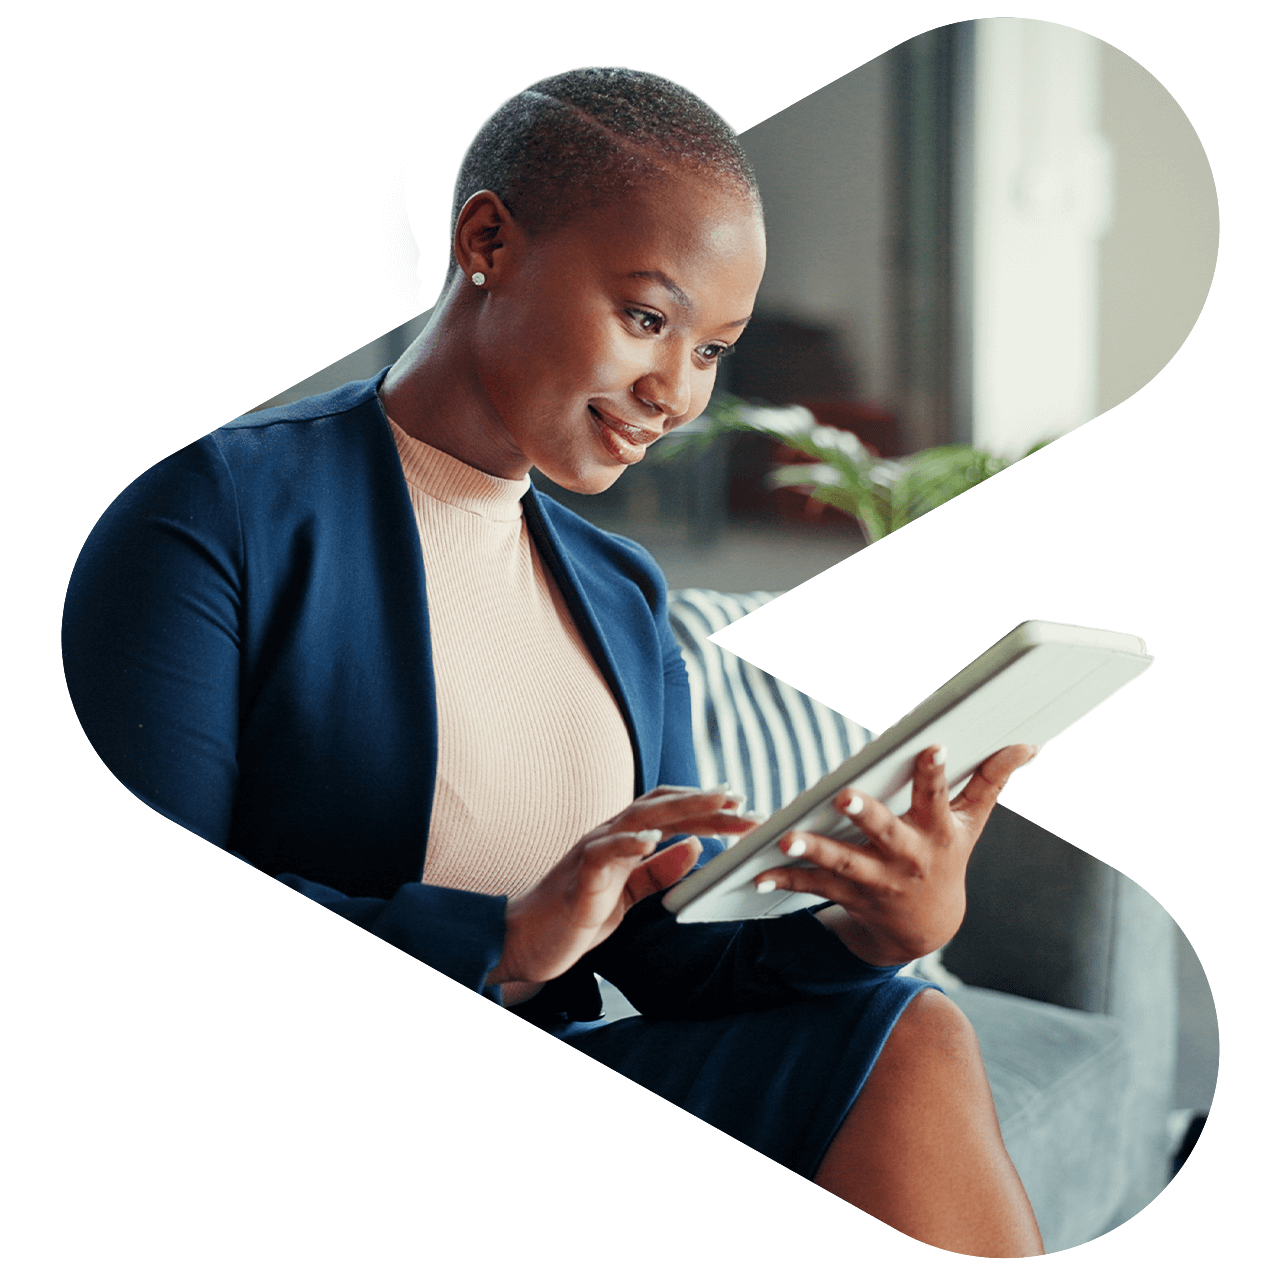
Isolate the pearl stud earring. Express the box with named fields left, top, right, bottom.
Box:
left=471, top=272, right=486, bottom=286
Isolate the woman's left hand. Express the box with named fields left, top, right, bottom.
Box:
left=751, top=743, right=1038, bottom=968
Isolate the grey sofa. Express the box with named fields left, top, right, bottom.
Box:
left=615, top=589, right=1179, bottom=1253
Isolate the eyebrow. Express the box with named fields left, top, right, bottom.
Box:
left=628, top=270, right=753, bottom=328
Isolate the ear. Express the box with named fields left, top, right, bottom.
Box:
left=453, top=190, right=522, bottom=284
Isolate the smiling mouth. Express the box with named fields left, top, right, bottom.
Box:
left=589, top=405, right=661, bottom=465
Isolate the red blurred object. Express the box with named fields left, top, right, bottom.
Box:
left=801, top=400, right=900, bottom=458
left=726, top=400, right=900, bottom=527
left=779, top=401, right=899, bottom=526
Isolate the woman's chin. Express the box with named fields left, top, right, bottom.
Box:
left=548, top=468, right=627, bottom=497
left=535, top=455, right=629, bottom=496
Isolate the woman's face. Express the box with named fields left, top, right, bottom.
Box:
left=469, top=173, right=766, bottom=493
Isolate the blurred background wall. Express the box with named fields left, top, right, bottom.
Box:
left=258, top=18, right=1216, bottom=581
left=255, top=16, right=1217, bottom=585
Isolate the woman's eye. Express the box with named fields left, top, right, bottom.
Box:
left=697, top=343, right=735, bottom=363
left=627, top=309, right=664, bottom=333
left=625, top=308, right=733, bottom=362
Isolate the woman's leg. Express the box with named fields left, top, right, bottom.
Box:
left=813, top=989, right=1045, bottom=1257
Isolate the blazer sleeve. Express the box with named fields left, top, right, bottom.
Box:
left=62, top=438, right=507, bottom=997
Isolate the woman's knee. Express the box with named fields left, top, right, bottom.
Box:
left=819, top=989, right=1043, bottom=1256
left=829, top=988, right=1002, bottom=1172
left=891, top=988, right=982, bottom=1058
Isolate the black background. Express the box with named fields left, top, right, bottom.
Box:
left=60, top=27, right=1218, bottom=1249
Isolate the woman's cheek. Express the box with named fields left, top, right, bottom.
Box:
left=589, top=336, right=640, bottom=391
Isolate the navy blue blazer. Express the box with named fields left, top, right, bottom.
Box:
left=63, top=375, right=898, bottom=1020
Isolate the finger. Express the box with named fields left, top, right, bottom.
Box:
left=578, top=829, right=665, bottom=881
left=582, top=829, right=664, bottom=854
left=613, top=791, right=760, bottom=836
left=776, top=830, right=910, bottom=882
left=631, top=787, right=751, bottom=819
left=642, top=783, right=728, bottom=796
left=829, top=787, right=905, bottom=855
left=906, top=744, right=953, bottom=829
left=952, top=744, right=1039, bottom=824
left=640, top=782, right=747, bottom=812
left=752, top=856, right=890, bottom=903
left=626, top=836, right=702, bottom=903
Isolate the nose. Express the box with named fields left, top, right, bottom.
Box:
left=631, top=343, right=692, bottom=425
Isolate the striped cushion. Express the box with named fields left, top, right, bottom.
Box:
left=667, top=588, right=959, bottom=987
left=666, top=588, right=871, bottom=814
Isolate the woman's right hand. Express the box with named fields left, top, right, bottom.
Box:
left=486, top=786, right=759, bottom=987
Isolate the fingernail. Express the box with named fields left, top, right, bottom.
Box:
left=719, top=791, right=746, bottom=810
left=745, top=811, right=768, bottom=822
left=756, top=879, right=777, bottom=894
left=931, top=745, right=948, bottom=767
left=840, top=793, right=864, bottom=816
left=783, top=836, right=807, bottom=858
left=707, top=782, right=731, bottom=794
left=635, top=829, right=663, bottom=843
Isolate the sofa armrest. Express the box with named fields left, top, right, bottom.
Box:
left=946, top=804, right=1178, bottom=1034
left=944, top=804, right=1179, bottom=1228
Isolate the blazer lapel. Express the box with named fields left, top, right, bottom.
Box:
left=520, top=487, right=649, bottom=798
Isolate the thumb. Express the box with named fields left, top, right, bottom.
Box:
left=625, top=836, right=702, bottom=903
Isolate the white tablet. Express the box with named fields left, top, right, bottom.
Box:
left=662, top=620, right=1152, bottom=924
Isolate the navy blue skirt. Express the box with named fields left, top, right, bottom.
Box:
left=553, top=976, right=937, bottom=1179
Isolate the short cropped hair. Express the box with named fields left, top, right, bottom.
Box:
left=447, top=67, right=760, bottom=279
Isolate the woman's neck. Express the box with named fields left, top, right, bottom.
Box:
left=379, top=279, right=532, bottom=482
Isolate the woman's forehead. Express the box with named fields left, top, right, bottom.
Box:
left=567, top=178, right=765, bottom=289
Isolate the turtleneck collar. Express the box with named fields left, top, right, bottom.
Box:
left=386, top=414, right=530, bottom=523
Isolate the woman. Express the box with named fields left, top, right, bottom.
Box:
left=63, top=68, right=1042, bottom=1256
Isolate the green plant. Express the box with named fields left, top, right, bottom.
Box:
left=663, top=394, right=1051, bottom=544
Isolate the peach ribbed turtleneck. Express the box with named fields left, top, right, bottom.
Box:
left=387, top=416, right=636, bottom=901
